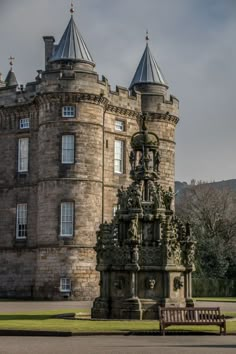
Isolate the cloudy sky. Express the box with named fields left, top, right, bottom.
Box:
left=0, top=0, right=235, bottom=183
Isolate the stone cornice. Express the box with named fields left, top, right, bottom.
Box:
left=106, top=104, right=139, bottom=118
left=0, top=101, right=37, bottom=119
left=35, top=92, right=140, bottom=118
left=145, top=112, right=179, bottom=125
left=34, top=92, right=108, bottom=108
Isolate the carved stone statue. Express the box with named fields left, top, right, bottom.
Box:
left=117, top=186, right=127, bottom=210
left=162, top=187, right=174, bottom=210
left=129, top=150, right=135, bottom=170
left=128, top=215, right=139, bottom=243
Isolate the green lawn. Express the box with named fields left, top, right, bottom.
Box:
left=0, top=309, right=235, bottom=334
left=195, top=297, right=236, bottom=303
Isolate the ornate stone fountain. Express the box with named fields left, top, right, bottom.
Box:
left=92, top=117, right=196, bottom=319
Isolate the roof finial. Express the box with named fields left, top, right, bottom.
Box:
left=70, top=2, right=75, bottom=15
left=145, top=30, right=149, bottom=43
left=9, top=56, right=15, bottom=71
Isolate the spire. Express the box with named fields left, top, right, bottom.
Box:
left=5, top=57, right=18, bottom=87
left=50, top=4, right=94, bottom=65
left=129, top=34, right=167, bottom=90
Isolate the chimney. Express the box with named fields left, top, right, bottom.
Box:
left=43, top=36, right=55, bottom=68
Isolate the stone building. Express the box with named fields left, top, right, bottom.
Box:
left=0, top=6, right=179, bottom=300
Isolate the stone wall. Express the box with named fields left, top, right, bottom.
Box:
left=0, top=63, right=179, bottom=300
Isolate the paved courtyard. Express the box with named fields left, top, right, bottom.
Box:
left=0, top=335, right=236, bottom=354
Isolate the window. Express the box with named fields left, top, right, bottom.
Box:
left=19, top=118, right=30, bottom=129
left=115, top=120, right=125, bottom=132
left=16, top=204, right=27, bottom=239
left=114, top=140, right=124, bottom=174
left=60, top=278, right=71, bottom=292
left=61, top=135, right=75, bottom=164
left=18, top=138, right=29, bottom=172
left=62, top=106, right=75, bottom=118
left=60, top=202, right=74, bottom=237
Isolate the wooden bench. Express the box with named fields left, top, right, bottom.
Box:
left=159, top=307, right=226, bottom=335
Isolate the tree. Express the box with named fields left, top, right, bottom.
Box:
left=176, top=184, right=236, bottom=278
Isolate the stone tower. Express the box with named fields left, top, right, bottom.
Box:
left=0, top=5, right=181, bottom=300
left=129, top=34, right=179, bottom=193
left=92, top=118, right=196, bottom=320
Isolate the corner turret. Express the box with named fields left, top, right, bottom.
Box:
left=48, top=3, right=95, bottom=72
left=5, top=57, right=18, bottom=88
left=130, top=32, right=167, bottom=92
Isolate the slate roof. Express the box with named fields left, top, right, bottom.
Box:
left=5, top=69, right=18, bottom=87
left=129, top=42, right=167, bottom=89
left=50, top=15, right=94, bottom=64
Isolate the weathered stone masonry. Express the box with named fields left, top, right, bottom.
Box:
left=0, top=9, right=179, bottom=299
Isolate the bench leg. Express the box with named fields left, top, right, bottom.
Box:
left=224, top=322, right=226, bottom=336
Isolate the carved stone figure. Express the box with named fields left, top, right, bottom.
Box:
left=128, top=215, right=139, bottom=243
left=127, top=182, right=142, bottom=209
left=174, top=276, right=184, bottom=291
left=129, top=150, right=135, bottom=170
left=154, top=150, right=160, bottom=172
left=117, top=186, right=127, bottom=210
left=162, top=187, right=174, bottom=210
left=145, top=278, right=156, bottom=290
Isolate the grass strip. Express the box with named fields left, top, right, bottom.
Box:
left=195, top=297, right=236, bottom=303
left=0, top=309, right=235, bottom=334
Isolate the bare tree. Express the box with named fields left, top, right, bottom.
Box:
left=176, top=184, right=236, bottom=278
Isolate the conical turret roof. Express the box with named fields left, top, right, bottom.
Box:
left=50, top=13, right=94, bottom=65
left=5, top=69, right=18, bottom=87
left=129, top=41, right=167, bottom=90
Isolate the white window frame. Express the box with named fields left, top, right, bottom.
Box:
left=18, top=137, right=29, bottom=173
left=115, top=120, right=125, bottom=132
left=62, top=106, right=75, bottom=118
left=60, top=278, right=71, bottom=292
left=19, top=118, right=30, bottom=129
left=114, top=140, right=124, bottom=174
left=16, top=203, right=27, bottom=239
left=60, top=202, right=74, bottom=237
left=61, top=135, right=75, bottom=164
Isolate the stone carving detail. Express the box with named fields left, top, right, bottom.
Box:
left=162, top=187, right=174, bottom=210
left=139, top=247, right=161, bottom=266
left=93, top=116, right=196, bottom=319
left=145, top=278, right=156, bottom=290
left=127, top=215, right=140, bottom=244
left=174, top=276, right=184, bottom=291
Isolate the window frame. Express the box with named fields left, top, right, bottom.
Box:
left=114, top=139, right=125, bottom=174
left=60, top=278, right=71, bottom=292
left=19, top=118, right=30, bottom=129
left=60, top=201, right=74, bottom=238
left=62, top=105, right=76, bottom=118
left=18, top=137, right=29, bottom=173
left=115, top=120, right=125, bottom=132
left=16, top=203, right=28, bottom=239
left=61, top=134, right=75, bottom=164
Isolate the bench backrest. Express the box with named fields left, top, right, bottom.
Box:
left=159, top=307, right=222, bottom=323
